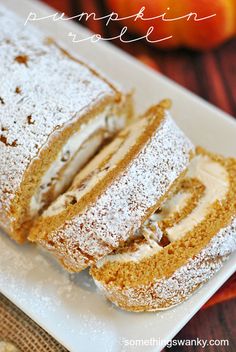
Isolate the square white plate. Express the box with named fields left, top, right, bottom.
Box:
left=0, top=1, right=236, bottom=351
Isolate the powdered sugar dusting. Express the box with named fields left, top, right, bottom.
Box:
left=0, top=5, right=115, bottom=222
left=41, top=112, right=193, bottom=271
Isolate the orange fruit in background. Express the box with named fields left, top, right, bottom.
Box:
left=106, top=0, right=236, bottom=50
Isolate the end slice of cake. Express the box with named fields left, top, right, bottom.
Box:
left=29, top=102, right=194, bottom=272
left=90, top=147, right=236, bottom=311
left=0, top=5, right=132, bottom=243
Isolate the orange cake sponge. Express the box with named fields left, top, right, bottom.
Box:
left=91, top=148, right=236, bottom=311
left=29, top=102, right=193, bottom=272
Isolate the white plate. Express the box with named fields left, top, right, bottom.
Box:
left=0, top=1, right=236, bottom=351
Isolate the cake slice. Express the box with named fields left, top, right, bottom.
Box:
left=91, top=147, right=236, bottom=311
left=29, top=102, right=194, bottom=272
left=0, top=5, right=131, bottom=243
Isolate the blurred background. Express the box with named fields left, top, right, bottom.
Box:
left=42, top=1, right=235, bottom=350
left=43, top=0, right=236, bottom=117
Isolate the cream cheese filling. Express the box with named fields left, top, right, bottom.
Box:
left=43, top=116, right=149, bottom=217
left=96, top=239, right=162, bottom=268
left=53, top=133, right=103, bottom=196
left=153, top=192, right=191, bottom=222
left=166, top=155, right=229, bottom=242
left=30, top=106, right=125, bottom=217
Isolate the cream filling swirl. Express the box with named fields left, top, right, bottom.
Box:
left=30, top=106, right=125, bottom=216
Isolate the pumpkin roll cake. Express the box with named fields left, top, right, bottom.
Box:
left=91, top=147, right=236, bottom=311
left=0, top=6, right=132, bottom=243
left=29, top=102, right=194, bottom=272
